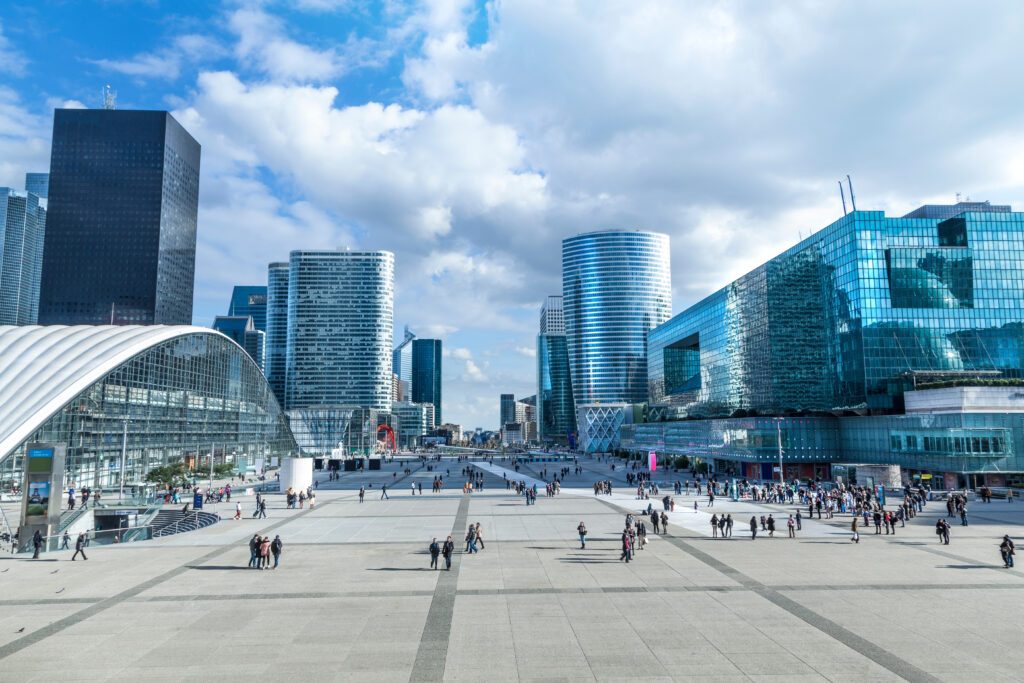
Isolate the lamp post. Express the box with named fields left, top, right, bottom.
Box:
left=119, top=418, right=129, bottom=501
left=775, top=418, right=785, bottom=487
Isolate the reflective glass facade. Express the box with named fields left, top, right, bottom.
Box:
left=265, top=263, right=289, bottom=407
left=537, top=333, right=575, bottom=443
left=284, top=250, right=394, bottom=411
left=649, top=208, right=1024, bottom=414
left=563, top=230, right=671, bottom=405
left=212, top=315, right=265, bottom=371
left=286, top=406, right=395, bottom=456
left=227, top=285, right=267, bottom=332
left=39, top=109, right=200, bottom=325
left=0, top=189, right=45, bottom=324
left=411, top=338, right=442, bottom=426
left=0, top=332, right=296, bottom=491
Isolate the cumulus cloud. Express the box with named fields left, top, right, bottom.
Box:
left=464, top=359, right=486, bottom=382
left=0, top=21, right=27, bottom=77
left=515, top=346, right=536, bottom=358
left=88, top=34, right=224, bottom=81
left=0, top=88, right=49, bottom=188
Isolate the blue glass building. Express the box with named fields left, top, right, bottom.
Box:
left=265, top=263, right=289, bottom=407
left=0, top=188, right=46, bottom=324
left=628, top=203, right=1024, bottom=486
left=562, top=230, right=672, bottom=405
left=212, top=315, right=265, bottom=371
left=24, top=173, right=49, bottom=199
left=284, top=250, right=394, bottom=411
left=537, top=296, right=575, bottom=444
left=411, top=338, right=442, bottom=426
left=227, top=286, right=267, bottom=332
left=39, top=109, right=200, bottom=325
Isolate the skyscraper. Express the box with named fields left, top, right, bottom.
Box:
left=284, top=250, right=394, bottom=411
left=227, top=285, right=267, bottom=332
left=24, top=173, right=49, bottom=200
left=537, top=295, right=575, bottom=444
left=500, top=393, right=516, bottom=428
left=265, top=263, right=289, bottom=407
left=212, top=315, right=265, bottom=370
left=0, top=187, right=46, bottom=324
left=562, top=229, right=671, bottom=405
left=392, top=325, right=415, bottom=401
left=39, top=109, right=200, bottom=325
left=411, top=338, right=442, bottom=426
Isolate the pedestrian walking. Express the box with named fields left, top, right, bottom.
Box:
left=429, top=537, right=440, bottom=569
left=851, top=517, right=860, bottom=543
left=270, top=535, right=283, bottom=569
left=442, top=535, right=454, bottom=570
left=795, top=509, right=802, bottom=531
left=620, top=528, right=632, bottom=562
left=359, top=486, right=365, bottom=503
left=711, top=514, right=719, bottom=539
left=999, top=535, right=1015, bottom=568
left=381, top=484, right=389, bottom=500
left=248, top=534, right=260, bottom=568
left=259, top=535, right=271, bottom=569
left=60, top=531, right=70, bottom=550
left=577, top=521, right=587, bottom=549
left=71, top=533, right=88, bottom=561
left=767, top=514, right=776, bottom=537
left=257, top=499, right=267, bottom=519
left=474, top=522, right=485, bottom=550
left=31, top=530, right=42, bottom=559
left=787, top=515, right=795, bottom=538
left=234, top=502, right=242, bottom=520
left=750, top=516, right=757, bottom=540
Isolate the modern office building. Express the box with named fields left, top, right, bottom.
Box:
left=500, top=393, right=516, bottom=429
left=286, top=406, right=396, bottom=456
left=24, top=173, right=49, bottom=200
left=264, top=263, right=289, bottom=406
left=392, top=325, right=415, bottom=402
left=0, top=186, right=46, bottom=324
left=227, top=286, right=267, bottom=332
left=626, top=202, right=1024, bottom=486
left=563, top=230, right=672, bottom=405
left=411, top=338, right=442, bottom=426
left=284, top=250, right=394, bottom=412
left=537, top=295, right=575, bottom=444
left=39, top=109, right=200, bottom=325
left=0, top=326, right=296, bottom=491
left=392, top=401, right=435, bottom=449
left=212, top=315, right=265, bottom=371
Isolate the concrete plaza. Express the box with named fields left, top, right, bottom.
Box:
left=1, top=457, right=1022, bottom=682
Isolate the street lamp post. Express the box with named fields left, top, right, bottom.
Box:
left=119, top=418, right=128, bottom=501
left=775, top=418, right=785, bottom=487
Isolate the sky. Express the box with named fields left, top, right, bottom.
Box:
left=1, top=1, right=1023, bottom=430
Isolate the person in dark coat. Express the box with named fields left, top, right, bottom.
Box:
left=442, top=535, right=455, bottom=570
left=71, top=533, right=88, bottom=561
left=429, top=538, right=440, bottom=569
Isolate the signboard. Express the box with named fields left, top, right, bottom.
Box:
left=193, top=491, right=204, bottom=510
left=921, top=474, right=933, bottom=480
left=648, top=451, right=657, bottom=472
left=20, top=443, right=66, bottom=553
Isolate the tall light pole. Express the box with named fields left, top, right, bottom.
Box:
left=209, top=442, right=215, bottom=491
left=775, top=418, right=785, bottom=487
left=119, top=418, right=128, bottom=501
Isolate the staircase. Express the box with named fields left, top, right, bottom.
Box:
left=151, top=510, right=219, bottom=537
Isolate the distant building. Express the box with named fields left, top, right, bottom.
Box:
left=0, top=187, right=46, bottom=324
left=392, top=401, right=435, bottom=448
left=537, top=294, right=575, bottom=444
left=39, top=109, right=200, bottom=325
left=284, top=250, right=394, bottom=412
left=264, top=262, right=289, bottom=407
left=500, top=393, right=516, bottom=429
left=212, top=315, right=265, bottom=370
left=227, top=285, right=267, bottom=332
left=903, top=201, right=1010, bottom=221
left=412, top=338, right=442, bottom=426
left=436, top=422, right=462, bottom=443
left=24, top=173, right=48, bottom=200
left=392, top=325, right=415, bottom=402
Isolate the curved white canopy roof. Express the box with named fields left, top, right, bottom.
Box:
left=0, top=325, right=226, bottom=459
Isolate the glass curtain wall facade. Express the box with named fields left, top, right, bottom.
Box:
left=0, top=332, right=296, bottom=491
left=284, top=250, right=394, bottom=411
left=286, top=406, right=396, bottom=456
left=500, top=394, right=516, bottom=428
left=563, top=230, right=672, bottom=405
left=265, top=263, right=289, bottom=407
left=0, top=189, right=46, bottom=324
left=39, top=109, right=200, bottom=325
left=228, top=286, right=267, bottom=332
left=537, top=334, right=575, bottom=444
left=648, top=207, right=1024, bottom=415
left=411, top=338, right=442, bottom=426
left=212, top=315, right=265, bottom=371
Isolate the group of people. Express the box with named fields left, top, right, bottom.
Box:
left=428, top=536, right=455, bottom=569
left=247, top=533, right=283, bottom=569
left=592, top=480, right=614, bottom=495
left=65, top=487, right=101, bottom=510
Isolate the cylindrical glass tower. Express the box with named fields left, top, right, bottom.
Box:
left=284, top=250, right=394, bottom=411
left=562, top=229, right=671, bottom=405
left=265, top=262, right=290, bottom=408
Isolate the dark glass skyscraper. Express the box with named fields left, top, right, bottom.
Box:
left=0, top=188, right=46, bottom=324
left=39, top=109, right=200, bottom=325
left=411, top=338, right=442, bottom=426
left=265, top=262, right=289, bottom=407
left=537, top=296, right=574, bottom=443
left=227, top=285, right=267, bottom=332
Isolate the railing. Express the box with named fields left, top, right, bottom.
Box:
left=57, top=506, right=90, bottom=532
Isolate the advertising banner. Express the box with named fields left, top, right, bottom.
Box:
left=648, top=451, right=657, bottom=472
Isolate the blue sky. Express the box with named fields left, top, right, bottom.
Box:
left=1, top=1, right=1023, bottom=429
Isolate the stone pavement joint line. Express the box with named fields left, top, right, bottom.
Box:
left=589, top=495, right=941, bottom=683
left=409, top=493, right=471, bottom=683
left=0, top=468, right=427, bottom=661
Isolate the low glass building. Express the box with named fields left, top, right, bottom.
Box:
left=0, top=326, right=297, bottom=492
left=633, top=202, right=1024, bottom=486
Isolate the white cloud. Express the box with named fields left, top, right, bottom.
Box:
left=515, top=346, right=536, bottom=358
left=464, top=359, right=486, bottom=382
left=0, top=88, right=49, bottom=188
left=449, top=347, right=472, bottom=360
left=0, top=21, right=27, bottom=77
left=89, top=34, right=224, bottom=81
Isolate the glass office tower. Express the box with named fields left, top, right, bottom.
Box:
left=411, top=338, right=442, bottom=426
left=648, top=205, right=1024, bottom=414
left=537, top=295, right=575, bottom=443
left=563, top=229, right=672, bottom=405
left=39, top=109, right=200, bottom=325
left=24, top=173, right=49, bottom=199
left=0, top=188, right=46, bottom=324
left=227, top=286, right=267, bottom=332
left=284, top=250, right=394, bottom=411
left=265, top=263, right=289, bottom=407
left=212, top=315, right=265, bottom=370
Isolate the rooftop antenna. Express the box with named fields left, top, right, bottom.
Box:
left=846, top=174, right=857, bottom=212
left=955, top=192, right=962, bottom=203
left=102, top=84, right=117, bottom=110
left=838, top=181, right=848, bottom=216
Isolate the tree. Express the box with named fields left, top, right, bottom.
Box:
left=145, top=462, right=188, bottom=488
